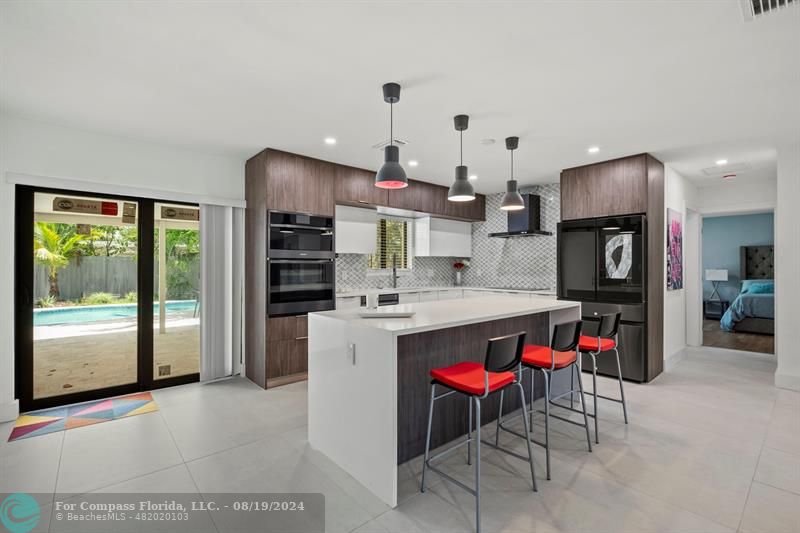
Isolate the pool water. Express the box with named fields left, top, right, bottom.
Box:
left=34, top=300, right=197, bottom=326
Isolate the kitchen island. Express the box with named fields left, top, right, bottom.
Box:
left=308, top=295, right=581, bottom=507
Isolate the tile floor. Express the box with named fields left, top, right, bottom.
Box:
left=2, top=346, right=798, bottom=532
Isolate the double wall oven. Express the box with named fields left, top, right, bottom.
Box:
left=268, top=211, right=335, bottom=316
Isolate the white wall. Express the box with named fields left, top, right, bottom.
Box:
left=663, top=165, right=698, bottom=366
left=0, top=115, right=245, bottom=420
left=775, top=143, right=800, bottom=391
left=695, top=177, right=777, bottom=216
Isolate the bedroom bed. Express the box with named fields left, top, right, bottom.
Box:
left=720, top=245, right=774, bottom=335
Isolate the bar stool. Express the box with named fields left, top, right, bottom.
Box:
left=497, top=320, right=592, bottom=480
left=420, top=332, right=536, bottom=533
left=578, top=312, right=629, bottom=444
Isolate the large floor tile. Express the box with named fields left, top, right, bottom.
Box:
left=187, top=434, right=374, bottom=533
left=754, top=446, right=800, bottom=495
left=739, top=481, right=800, bottom=533
left=55, top=412, right=183, bottom=494
left=0, top=429, right=63, bottom=493
left=764, top=402, right=800, bottom=456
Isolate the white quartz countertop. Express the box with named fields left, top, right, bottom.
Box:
left=335, top=286, right=556, bottom=297
left=312, top=295, right=579, bottom=335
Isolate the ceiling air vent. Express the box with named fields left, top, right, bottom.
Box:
left=741, top=0, right=797, bottom=20
left=701, top=162, right=751, bottom=176
left=371, top=138, right=409, bottom=150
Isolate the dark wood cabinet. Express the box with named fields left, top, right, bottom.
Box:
left=389, top=179, right=485, bottom=221
left=266, top=315, right=308, bottom=381
left=560, top=154, right=648, bottom=220
left=265, top=150, right=334, bottom=216
left=335, top=165, right=389, bottom=207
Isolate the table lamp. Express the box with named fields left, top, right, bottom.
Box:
left=705, top=269, right=728, bottom=300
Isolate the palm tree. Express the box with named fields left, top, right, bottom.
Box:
left=33, top=222, right=83, bottom=299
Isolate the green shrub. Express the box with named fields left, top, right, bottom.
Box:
left=82, top=292, right=116, bottom=305
left=36, top=295, right=57, bottom=308
left=121, top=291, right=137, bottom=303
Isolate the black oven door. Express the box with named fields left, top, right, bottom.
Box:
left=269, top=211, right=334, bottom=259
left=596, top=215, right=646, bottom=303
left=557, top=219, right=597, bottom=301
left=268, top=259, right=335, bottom=316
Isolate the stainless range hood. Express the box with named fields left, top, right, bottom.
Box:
left=489, top=193, right=553, bottom=238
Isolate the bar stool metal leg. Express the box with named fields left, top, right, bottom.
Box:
left=589, top=353, right=599, bottom=444
left=542, top=369, right=551, bottom=480
left=575, top=364, right=593, bottom=452
left=495, top=390, right=504, bottom=446
left=474, top=397, right=481, bottom=533
left=515, top=381, right=538, bottom=492
left=614, top=346, right=629, bottom=424
left=420, top=384, right=436, bottom=492
left=467, top=396, right=473, bottom=464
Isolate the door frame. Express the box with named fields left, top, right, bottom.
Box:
left=15, top=185, right=200, bottom=412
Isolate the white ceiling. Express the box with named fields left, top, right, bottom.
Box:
left=1, top=1, right=798, bottom=192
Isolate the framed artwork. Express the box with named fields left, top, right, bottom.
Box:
left=667, top=208, right=683, bottom=290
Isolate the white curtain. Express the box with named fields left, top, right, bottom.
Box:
left=200, top=205, right=244, bottom=381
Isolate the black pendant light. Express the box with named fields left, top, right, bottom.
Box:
left=375, top=82, right=408, bottom=189
left=448, top=114, right=475, bottom=202
left=500, top=136, right=524, bottom=211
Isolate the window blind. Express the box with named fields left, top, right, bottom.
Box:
left=368, top=218, right=409, bottom=269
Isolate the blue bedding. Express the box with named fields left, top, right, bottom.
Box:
left=720, top=293, right=774, bottom=331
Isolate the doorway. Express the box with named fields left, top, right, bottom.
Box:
left=15, top=186, right=200, bottom=412
left=699, top=211, right=775, bottom=355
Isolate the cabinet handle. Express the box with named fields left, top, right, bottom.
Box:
left=295, top=336, right=308, bottom=340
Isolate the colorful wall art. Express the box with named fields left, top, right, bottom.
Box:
left=667, top=208, right=683, bottom=290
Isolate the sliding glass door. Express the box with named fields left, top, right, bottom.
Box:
left=15, top=186, right=200, bottom=411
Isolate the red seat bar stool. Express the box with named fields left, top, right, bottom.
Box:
left=496, top=320, right=592, bottom=480
left=420, top=332, right=537, bottom=533
left=577, top=312, right=629, bottom=444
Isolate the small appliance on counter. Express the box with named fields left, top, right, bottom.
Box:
left=267, top=210, right=335, bottom=316
left=557, top=214, right=649, bottom=382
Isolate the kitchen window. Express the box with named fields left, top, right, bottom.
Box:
left=368, top=217, right=411, bottom=270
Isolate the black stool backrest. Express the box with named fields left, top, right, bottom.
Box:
left=551, top=320, right=583, bottom=352
left=484, top=331, right=527, bottom=373
left=597, top=313, right=622, bottom=339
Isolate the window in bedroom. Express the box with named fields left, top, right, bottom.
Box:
left=368, top=218, right=411, bottom=270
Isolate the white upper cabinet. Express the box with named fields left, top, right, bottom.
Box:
left=335, top=205, right=377, bottom=255
left=414, top=217, right=472, bottom=257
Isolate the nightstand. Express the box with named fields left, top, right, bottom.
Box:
left=704, top=299, right=730, bottom=320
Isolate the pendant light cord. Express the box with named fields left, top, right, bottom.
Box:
left=390, top=102, right=393, bottom=146
left=460, top=130, right=463, bottom=166
left=510, top=149, right=514, bottom=180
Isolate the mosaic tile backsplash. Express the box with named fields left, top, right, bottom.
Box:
left=335, top=183, right=560, bottom=291
left=462, top=183, right=560, bottom=290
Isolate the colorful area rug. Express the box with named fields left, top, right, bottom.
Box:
left=8, top=392, right=158, bottom=442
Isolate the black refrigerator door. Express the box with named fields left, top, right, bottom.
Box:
left=557, top=220, right=597, bottom=301
left=596, top=215, right=646, bottom=303
left=580, top=319, right=646, bottom=382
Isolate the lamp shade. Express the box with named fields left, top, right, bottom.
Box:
left=705, top=269, right=728, bottom=282
left=500, top=179, right=524, bottom=210
left=375, top=145, right=408, bottom=189
left=448, top=165, right=475, bottom=201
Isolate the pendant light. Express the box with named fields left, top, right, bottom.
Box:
left=500, top=136, right=525, bottom=211
left=375, top=82, right=408, bottom=189
left=448, top=114, right=476, bottom=202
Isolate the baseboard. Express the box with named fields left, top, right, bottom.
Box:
left=664, top=347, right=687, bottom=371
left=0, top=399, right=19, bottom=422
left=775, top=372, right=800, bottom=392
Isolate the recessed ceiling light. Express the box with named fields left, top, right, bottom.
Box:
left=408, top=160, right=418, bottom=167
left=324, top=137, right=336, bottom=145
left=480, top=138, right=496, bottom=145
left=588, top=146, right=600, bottom=154
left=716, top=159, right=728, bottom=166
left=468, top=175, right=478, bottom=181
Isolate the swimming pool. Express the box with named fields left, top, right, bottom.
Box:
left=33, top=300, right=197, bottom=326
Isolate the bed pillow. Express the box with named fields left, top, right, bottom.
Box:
left=741, top=280, right=774, bottom=294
